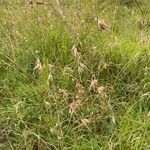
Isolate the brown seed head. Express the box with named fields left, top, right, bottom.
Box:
left=69, top=100, right=81, bottom=113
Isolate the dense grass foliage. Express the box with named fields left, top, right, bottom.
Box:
left=0, top=0, right=150, bottom=149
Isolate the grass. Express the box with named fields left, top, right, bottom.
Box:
left=0, top=0, right=150, bottom=149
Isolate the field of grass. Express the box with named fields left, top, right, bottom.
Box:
left=0, top=0, right=150, bottom=149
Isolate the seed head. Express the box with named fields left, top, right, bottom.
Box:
left=34, top=58, right=43, bottom=72
left=81, top=119, right=90, bottom=126
left=97, top=86, right=107, bottom=98
left=71, top=45, right=81, bottom=60
left=76, top=82, right=84, bottom=94
left=90, top=79, right=99, bottom=91
left=69, top=100, right=81, bottom=113
left=48, top=73, right=53, bottom=81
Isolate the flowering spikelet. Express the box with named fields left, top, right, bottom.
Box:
left=81, top=119, right=90, bottom=126
left=48, top=64, right=54, bottom=71
left=71, top=45, right=81, bottom=60
left=34, top=58, right=43, bottom=72
left=48, top=64, right=54, bottom=82
left=44, top=101, right=51, bottom=109
left=103, top=62, right=110, bottom=69
left=48, top=73, right=53, bottom=81
left=69, top=100, right=81, bottom=113
left=93, top=16, right=110, bottom=31
left=58, top=89, right=68, bottom=98
left=76, top=82, right=84, bottom=94
left=78, top=62, right=88, bottom=74
left=63, top=66, right=73, bottom=76
left=97, top=86, right=107, bottom=98
left=90, top=78, right=99, bottom=91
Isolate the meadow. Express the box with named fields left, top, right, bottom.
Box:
left=0, top=0, right=150, bottom=149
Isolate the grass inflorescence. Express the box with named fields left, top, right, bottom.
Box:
left=0, top=0, right=150, bottom=149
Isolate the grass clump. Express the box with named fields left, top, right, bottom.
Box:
left=0, top=0, right=150, bottom=149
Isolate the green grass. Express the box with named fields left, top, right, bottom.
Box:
left=0, top=0, right=150, bottom=149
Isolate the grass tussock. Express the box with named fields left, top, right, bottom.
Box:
left=0, top=0, right=150, bottom=149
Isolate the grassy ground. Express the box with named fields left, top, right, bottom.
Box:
left=0, top=0, right=150, bottom=149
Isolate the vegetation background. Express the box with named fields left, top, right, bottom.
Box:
left=0, top=0, right=150, bottom=149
